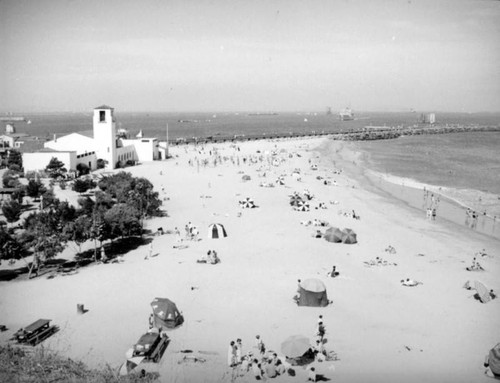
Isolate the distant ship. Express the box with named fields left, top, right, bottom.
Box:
left=339, top=107, right=354, bottom=121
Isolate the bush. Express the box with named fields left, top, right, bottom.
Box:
left=96, top=159, right=106, bottom=169
left=1, top=200, right=22, bottom=223
left=76, top=163, right=90, bottom=176
left=0, top=345, right=158, bottom=382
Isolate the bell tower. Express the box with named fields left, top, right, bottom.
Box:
left=93, top=105, right=117, bottom=169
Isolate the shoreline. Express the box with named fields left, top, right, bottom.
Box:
left=318, top=140, right=499, bottom=240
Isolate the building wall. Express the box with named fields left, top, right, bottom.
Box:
left=121, top=138, right=159, bottom=162
left=76, top=152, right=97, bottom=171
left=23, top=152, right=76, bottom=173
left=116, top=145, right=137, bottom=165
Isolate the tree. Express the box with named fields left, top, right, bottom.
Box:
left=97, top=172, right=162, bottom=217
left=25, top=179, right=46, bottom=200
left=72, top=178, right=95, bottom=194
left=96, top=159, right=106, bottom=169
left=2, top=170, right=21, bottom=188
left=1, top=200, right=22, bottom=223
left=63, top=215, right=92, bottom=255
left=21, top=210, right=67, bottom=278
left=0, top=226, right=23, bottom=261
left=7, top=149, right=22, bottom=169
left=76, top=163, right=90, bottom=176
left=104, top=203, right=141, bottom=240
left=40, top=188, right=56, bottom=210
left=45, top=157, right=67, bottom=179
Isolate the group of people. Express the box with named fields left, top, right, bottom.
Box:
left=184, top=222, right=199, bottom=241
left=227, top=336, right=288, bottom=380
left=466, top=257, right=485, bottom=271
left=197, top=250, right=220, bottom=265
left=226, top=320, right=332, bottom=382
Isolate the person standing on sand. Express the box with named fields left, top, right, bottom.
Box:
left=236, top=338, right=243, bottom=362
left=174, top=227, right=181, bottom=242
left=228, top=341, right=237, bottom=367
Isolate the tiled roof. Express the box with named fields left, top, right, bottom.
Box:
left=94, top=105, right=114, bottom=110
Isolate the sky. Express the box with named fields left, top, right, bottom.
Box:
left=1, top=0, right=499, bottom=113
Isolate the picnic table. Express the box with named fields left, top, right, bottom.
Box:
left=13, top=319, right=59, bottom=346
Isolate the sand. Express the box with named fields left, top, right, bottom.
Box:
left=1, top=137, right=499, bottom=383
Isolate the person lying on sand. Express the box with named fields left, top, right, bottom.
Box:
left=312, top=230, right=323, bottom=238
left=401, top=278, right=423, bottom=287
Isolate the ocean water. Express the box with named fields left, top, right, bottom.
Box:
left=355, top=131, right=500, bottom=196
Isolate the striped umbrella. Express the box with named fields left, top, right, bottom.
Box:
left=294, top=200, right=310, bottom=212
left=240, top=197, right=256, bottom=209
left=208, top=223, right=227, bottom=239
left=341, top=228, right=357, bottom=244
left=289, top=194, right=303, bottom=206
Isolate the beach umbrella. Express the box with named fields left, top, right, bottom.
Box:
left=240, top=197, right=256, bottom=209
left=300, top=278, right=326, bottom=293
left=488, top=343, right=500, bottom=376
left=295, top=201, right=310, bottom=212
left=342, top=228, right=357, bottom=244
left=276, top=177, right=285, bottom=185
left=242, top=175, right=251, bottom=181
left=290, top=194, right=303, bottom=206
left=474, top=280, right=491, bottom=303
left=324, top=227, right=343, bottom=243
left=208, top=223, right=227, bottom=239
left=151, top=297, right=184, bottom=328
left=281, top=335, right=311, bottom=358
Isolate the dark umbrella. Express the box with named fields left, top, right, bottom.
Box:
left=324, top=227, right=343, bottom=243
left=342, top=228, right=357, bottom=244
left=289, top=194, right=303, bottom=206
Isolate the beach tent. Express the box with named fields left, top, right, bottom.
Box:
left=487, top=343, right=500, bottom=377
left=342, top=228, right=357, bottom=244
left=474, top=280, right=491, bottom=303
left=151, top=298, right=184, bottom=329
left=297, top=278, right=329, bottom=307
left=208, top=223, right=227, bottom=239
left=324, top=227, right=343, bottom=243
left=281, top=335, right=311, bottom=358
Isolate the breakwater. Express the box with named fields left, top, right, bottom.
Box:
left=167, top=123, right=500, bottom=145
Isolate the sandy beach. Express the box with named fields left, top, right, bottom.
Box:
left=1, top=136, right=499, bottom=383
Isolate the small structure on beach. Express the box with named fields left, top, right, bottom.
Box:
left=296, top=279, right=329, bottom=307
left=208, top=223, right=227, bottom=239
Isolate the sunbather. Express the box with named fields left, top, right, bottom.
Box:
left=401, top=278, right=422, bottom=287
